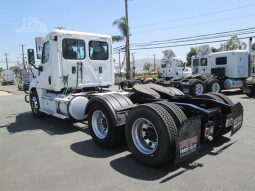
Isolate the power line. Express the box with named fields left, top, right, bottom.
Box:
left=131, top=30, right=255, bottom=47
left=132, top=27, right=255, bottom=45
left=133, top=14, right=255, bottom=34
left=113, top=27, right=255, bottom=51
left=131, top=3, right=255, bottom=29
left=129, top=36, right=254, bottom=51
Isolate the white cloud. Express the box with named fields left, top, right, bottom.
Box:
left=16, top=17, right=48, bottom=33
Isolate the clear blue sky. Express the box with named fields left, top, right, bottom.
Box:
left=0, top=0, right=255, bottom=68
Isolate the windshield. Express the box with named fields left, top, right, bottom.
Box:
left=161, top=60, right=172, bottom=68
left=176, top=59, right=183, bottom=67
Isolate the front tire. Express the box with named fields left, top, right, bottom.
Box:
left=30, top=91, right=43, bottom=118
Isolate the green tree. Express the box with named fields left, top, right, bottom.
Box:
left=10, top=65, right=19, bottom=74
left=112, top=16, right=131, bottom=79
left=225, top=35, right=246, bottom=50
left=252, top=43, right=255, bottom=51
left=211, top=47, right=219, bottom=53
left=143, top=63, right=152, bottom=74
left=186, top=47, right=197, bottom=66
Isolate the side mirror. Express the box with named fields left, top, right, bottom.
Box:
left=27, top=49, right=35, bottom=65
left=38, top=66, right=43, bottom=72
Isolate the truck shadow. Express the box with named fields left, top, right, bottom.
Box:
left=1, top=112, right=88, bottom=135
left=109, top=136, right=235, bottom=182
left=70, top=140, right=127, bottom=158
left=70, top=134, right=235, bottom=182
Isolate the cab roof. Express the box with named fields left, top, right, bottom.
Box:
left=49, top=29, right=112, bottom=39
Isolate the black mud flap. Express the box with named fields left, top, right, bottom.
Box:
left=230, top=102, right=243, bottom=136
left=175, top=117, right=201, bottom=164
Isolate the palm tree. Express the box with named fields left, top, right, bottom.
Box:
left=225, top=35, right=247, bottom=50
left=112, top=16, right=131, bottom=79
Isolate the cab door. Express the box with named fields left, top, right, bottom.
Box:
left=198, top=58, right=210, bottom=74
left=36, top=41, right=53, bottom=89
left=84, top=40, right=113, bottom=86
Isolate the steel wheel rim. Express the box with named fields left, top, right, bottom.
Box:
left=195, top=83, right=204, bottom=95
left=131, top=118, right=158, bottom=155
left=92, top=110, right=108, bottom=139
left=31, top=96, right=39, bottom=113
left=212, top=82, right=220, bottom=93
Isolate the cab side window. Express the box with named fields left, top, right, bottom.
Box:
left=42, top=41, right=50, bottom=64
left=62, top=39, right=85, bottom=60
left=89, top=41, right=108, bottom=60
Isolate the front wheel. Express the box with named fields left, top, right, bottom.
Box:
left=30, top=91, right=43, bottom=118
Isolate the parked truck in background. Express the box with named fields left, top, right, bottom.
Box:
left=243, top=51, right=255, bottom=97
left=159, top=49, right=192, bottom=79
left=2, top=69, right=15, bottom=85
left=25, top=29, right=243, bottom=167
left=164, top=50, right=250, bottom=96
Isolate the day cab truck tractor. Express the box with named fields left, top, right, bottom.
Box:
left=25, top=29, right=243, bottom=167
left=166, top=50, right=250, bottom=96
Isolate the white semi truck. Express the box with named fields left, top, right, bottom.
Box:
left=25, top=29, right=243, bottom=167
left=159, top=50, right=192, bottom=79
left=2, top=69, right=15, bottom=85
left=166, top=50, right=250, bottom=96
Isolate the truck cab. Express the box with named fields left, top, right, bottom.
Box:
left=30, top=29, right=113, bottom=92
left=27, top=30, right=114, bottom=120
left=160, top=56, right=191, bottom=79
left=191, top=56, right=210, bottom=74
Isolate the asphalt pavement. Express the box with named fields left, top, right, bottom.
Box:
left=0, top=85, right=255, bottom=191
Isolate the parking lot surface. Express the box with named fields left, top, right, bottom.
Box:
left=0, top=85, right=255, bottom=191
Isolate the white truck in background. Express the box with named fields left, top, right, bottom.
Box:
left=164, top=49, right=249, bottom=96
left=243, top=51, right=255, bottom=97
left=2, top=69, right=15, bottom=85
left=159, top=49, right=192, bottom=79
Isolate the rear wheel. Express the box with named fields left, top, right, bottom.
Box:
left=190, top=79, right=205, bottom=96
left=206, top=79, right=221, bottom=93
left=88, top=103, right=122, bottom=148
left=125, top=103, right=177, bottom=167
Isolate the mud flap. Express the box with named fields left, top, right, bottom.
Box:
left=230, top=102, right=243, bottom=136
left=175, top=117, right=201, bottom=164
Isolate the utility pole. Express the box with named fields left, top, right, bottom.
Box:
left=4, top=53, right=8, bottom=69
left=20, top=44, right=25, bottom=69
left=125, top=0, right=131, bottom=79
left=153, top=54, right=156, bottom=74
left=132, top=52, right=135, bottom=77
